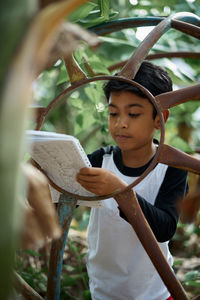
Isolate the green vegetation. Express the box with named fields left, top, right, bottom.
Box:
left=33, top=0, right=200, bottom=154
left=2, top=0, right=200, bottom=299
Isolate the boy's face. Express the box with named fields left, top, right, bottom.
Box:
left=108, top=91, right=160, bottom=153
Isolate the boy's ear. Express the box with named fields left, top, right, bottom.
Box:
left=155, top=109, right=169, bottom=129
left=163, top=109, right=169, bottom=123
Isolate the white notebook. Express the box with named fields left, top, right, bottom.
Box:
left=26, top=130, right=102, bottom=208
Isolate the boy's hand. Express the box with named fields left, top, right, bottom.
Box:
left=76, top=167, right=127, bottom=196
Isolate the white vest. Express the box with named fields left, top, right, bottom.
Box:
left=87, top=152, right=172, bottom=300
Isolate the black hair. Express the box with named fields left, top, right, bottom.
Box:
left=104, top=61, right=173, bottom=119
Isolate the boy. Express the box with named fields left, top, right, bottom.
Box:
left=76, top=61, right=188, bottom=300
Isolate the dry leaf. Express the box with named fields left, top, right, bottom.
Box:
left=21, top=164, right=61, bottom=248
left=43, top=21, right=99, bottom=72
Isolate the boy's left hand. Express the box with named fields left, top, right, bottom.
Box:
left=76, top=167, right=127, bottom=196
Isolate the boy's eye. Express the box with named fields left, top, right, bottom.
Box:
left=129, top=113, right=140, bottom=118
left=109, top=112, right=117, bottom=116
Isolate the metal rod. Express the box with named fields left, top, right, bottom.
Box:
left=108, top=52, right=200, bottom=72
left=157, top=144, right=200, bottom=174
left=47, top=195, right=77, bottom=300
left=114, top=190, right=188, bottom=300
left=156, top=83, right=200, bottom=110
left=118, top=16, right=173, bottom=78
left=89, top=15, right=200, bottom=40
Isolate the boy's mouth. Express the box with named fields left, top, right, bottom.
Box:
left=115, top=134, right=131, bottom=141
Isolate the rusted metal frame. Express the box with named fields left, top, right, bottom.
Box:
left=118, top=16, right=174, bottom=78
left=47, top=194, right=77, bottom=300
left=89, top=16, right=165, bottom=35
left=115, top=13, right=200, bottom=173
left=172, top=19, right=200, bottom=39
left=34, top=76, right=165, bottom=200
left=14, top=272, right=44, bottom=300
left=108, top=52, right=200, bottom=72
left=34, top=14, right=200, bottom=126
left=32, top=74, right=199, bottom=300
left=31, top=50, right=200, bottom=120
left=31, top=71, right=190, bottom=299
left=114, top=189, right=188, bottom=300
left=118, top=13, right=200, bottom=79
left=33, top=159, right=192, bottom=299
left=29, top=105, right=46, bottom=125
left=34, top=73, right=200, bottom=187
left=31, top=12, right=200, bottom=300
left=89, top=15, right=200, bottom=40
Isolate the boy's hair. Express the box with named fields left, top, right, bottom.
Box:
left=104, top=61, right=173, bottom=119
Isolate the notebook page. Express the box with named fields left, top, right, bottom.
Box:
left=26, top=131, right=102, bottom=208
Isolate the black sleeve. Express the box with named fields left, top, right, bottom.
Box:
left=119, top=166, right=188, bottom=243
left=88, top=146, right=114, bottom=167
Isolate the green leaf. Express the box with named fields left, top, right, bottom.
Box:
left=56, top=63, right=69, bottom=85
left=79, top=9, right=118, bottom=28
left=173, top=259, right=183, bottom=266
left=82, top=289, right=91, bottom=300
left=76, top=114, right=83, bottom=127
left=171, top=58, right=195, bottom=81
left=185, top=280, right=200, bottom=288
left=185, top=270, right=200, bottom=282
left=100, top=35, right=138, bottom=46
left=70, top=97, right=83, bottom=109
left=69, top=242, right=79, bottom=253
left=80, top=15, right=106, bottom=28
left=23, top=249, right=41, bottom=257
left=62, top=274, right=78, bottom=287
left=38, top=282, right=46, bottom=292
left=100, top=0, right=110, bottom=20
left=67, top=2, right=98, bottom=22
left=80, top=253, right=86, bottom=259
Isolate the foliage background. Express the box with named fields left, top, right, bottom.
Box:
left=33, top=0, right=200, bottom=156
left=6, top=0, right=200, bottom=299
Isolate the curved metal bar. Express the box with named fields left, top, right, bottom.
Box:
left=108, top=52, right=200, bottom=72
left=171, top=12, right=200, bottom=25
left=119, top=12, right=200, bottom=79
left=89, top=16, right=165, bottom=35
left=156, top=83, right=200, bottom=110
left=34, top=76, right=165, bottom=201
left=89, top=14, right=200, bottom=40
left=172, top=19, right=200, bottom=39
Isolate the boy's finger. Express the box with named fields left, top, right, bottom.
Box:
left=77, top=174, right=99, bottom=182
left=79, top=167, right=102, bottom=175
left=78, top=180, right=99, bottom=190
left=77, top=178, right=98, bottom=186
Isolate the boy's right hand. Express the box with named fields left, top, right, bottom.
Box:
left=76, top=167, right=127, bottom=196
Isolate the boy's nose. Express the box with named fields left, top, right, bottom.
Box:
left=115, top=116, right=128, bottom=128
